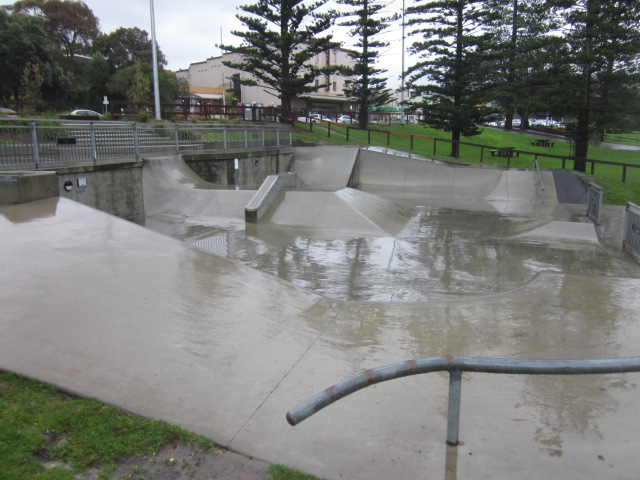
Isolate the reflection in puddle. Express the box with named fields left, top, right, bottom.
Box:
left=158, top=206, right=624, bottom=302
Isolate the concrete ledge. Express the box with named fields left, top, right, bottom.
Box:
left=0, top=171, right=59, bottom=204
left=245, top=172, right=299, bottom=223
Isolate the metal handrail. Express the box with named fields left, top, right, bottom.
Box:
left=286, top=356, right=640, bottom=445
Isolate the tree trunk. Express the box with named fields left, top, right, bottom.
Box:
left=450, top=129, right=461, bottom=157
left=573, top=108, right=589, bottom=172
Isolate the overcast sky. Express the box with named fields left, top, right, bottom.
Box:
left=2, top=0, right=412, bottom=89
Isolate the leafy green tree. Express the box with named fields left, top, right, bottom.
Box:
left=93, top=27, right=167, bottom=71
left=127, top=64, right=151, bottom=103
left=0, top=8, right=62, bottom=102
left=107, top=62, right=180, bottom=104
left=220, top=0, right=338, bottom=123
left=20, top=62, right=45, bottom=105
left=11, top=0, right=99, bottom=61
left=407, top=0, right=499, bottom=157
left=337, top=0, right=398, bottom=128
left=554, top=0, right=640, bottom=170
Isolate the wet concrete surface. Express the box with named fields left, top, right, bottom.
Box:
left=1, top=147, right=640, bottom=480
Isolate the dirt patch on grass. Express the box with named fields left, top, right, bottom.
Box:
left=73, top=442, right=271, bottom=480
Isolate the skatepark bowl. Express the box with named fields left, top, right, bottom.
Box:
left=1, top=145, right=640, bottom=480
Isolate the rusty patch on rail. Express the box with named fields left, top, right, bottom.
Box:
left=364, top=369, right=376, bottom=385
left=406, top=359, right=418, bottom=373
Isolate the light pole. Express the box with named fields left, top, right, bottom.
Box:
left=150, top=0, right=161, bottom=120
left=400, top=0, right=406, bottom=125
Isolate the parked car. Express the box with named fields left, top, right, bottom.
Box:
left=68, top=109, right=102, bottom=119
left=309, top=113, right=331, bottom=123
left=0, top=107, right=17, bottom=117
left=337, top=115, right=356, bottom=124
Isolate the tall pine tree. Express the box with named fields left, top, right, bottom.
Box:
left=406, top=0, right=499, bottom=157
left=555, top=0, right=640, bottom=171
left=220, top=0, right=337, bottom=123
left=336, top=0, right=398, bottom=128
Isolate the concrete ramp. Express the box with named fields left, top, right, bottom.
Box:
left=143, top=155, right=255, bottom=225
left=289, top=146, right=359, bottom=190
left=509, top=220, right=599, bottom=244
left=263, top=188, right=417, bottom=237
left=350, top=148, right=557, bottom=212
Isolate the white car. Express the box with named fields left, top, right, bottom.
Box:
left=69, top=109, right=102, bottom=119
left=337, top=115, right=356, bottom=124
left=309, top=113, right=331, bottom=123
left=0, top=107, right=17, bottom=116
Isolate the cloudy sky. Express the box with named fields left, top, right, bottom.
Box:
left=2, top=0, right=413, bottom=89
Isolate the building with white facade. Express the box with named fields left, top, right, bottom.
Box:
left=176, top=47, right=358, bottom=116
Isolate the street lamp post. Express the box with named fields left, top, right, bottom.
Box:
left=150, top=0, right=161, bottom=121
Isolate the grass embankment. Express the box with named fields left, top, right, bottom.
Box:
left=294, top=121, right=640, bottom=205
left=0, top=372, right=323, bottom=480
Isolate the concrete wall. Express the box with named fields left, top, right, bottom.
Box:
left=56, top=162, right=145, bottom=225
left=183, top=147, right=294, bottom=188
left=2, top=147, right=293, bottom=225
left=0, top=171, right=59, bottom=205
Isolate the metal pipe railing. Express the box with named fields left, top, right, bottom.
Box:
left=286, top=356, right=640, bottom=446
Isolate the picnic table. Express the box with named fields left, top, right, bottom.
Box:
left=489, top=146, right=519, bottom=158
left=531, top=138, right=554, bottom=147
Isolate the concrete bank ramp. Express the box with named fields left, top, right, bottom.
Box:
left=509, top=220, right=599, bottom=245
left=350, top=147, right=557, bottom=213
left=289, top=146, right=359, bottom=190
left=263, top=188, right=417, bottom=237
left=142, top=155, right=255, bottom=225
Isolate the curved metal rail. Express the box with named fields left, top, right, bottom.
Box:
left=286, top=356, right=640, bottom=445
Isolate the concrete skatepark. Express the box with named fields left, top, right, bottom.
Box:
left=1, top=146, right=640, bottom=479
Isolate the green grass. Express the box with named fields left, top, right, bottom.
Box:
left=269, top=464, right=329, bottom=480
left=0, top=372, right=323, bottom=480
left=293, top=121, right=640, bottom=205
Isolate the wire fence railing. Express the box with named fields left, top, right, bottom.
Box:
left=298, top=118, right=640, bottom=184
left=0, top=120, right=292, bottom=168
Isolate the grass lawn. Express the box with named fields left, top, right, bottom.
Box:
left=0, top=372, right=324, bottom=480
left=294, top=121, right=640, bottom=205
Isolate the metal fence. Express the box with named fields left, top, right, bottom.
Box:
left=0, top=120, right=292, bottom=168
left=623, top=202, right=640, bottom=257
left=286, top=355, right=640, bottom=446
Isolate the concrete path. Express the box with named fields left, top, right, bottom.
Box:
left=1, top=147, right=640, bottom=480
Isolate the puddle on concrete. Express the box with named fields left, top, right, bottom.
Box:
left=147, top=205, right=623, bottom=302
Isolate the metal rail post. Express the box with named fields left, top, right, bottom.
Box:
left=133, top=123, right=140, bottom=159
left=30, top=121, right=40, bottom=168
left=446, top=370, right=462, bottom=445
left=174, top=124, right=180, bottom=154
left=90, top=122, right=97, bottom=162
